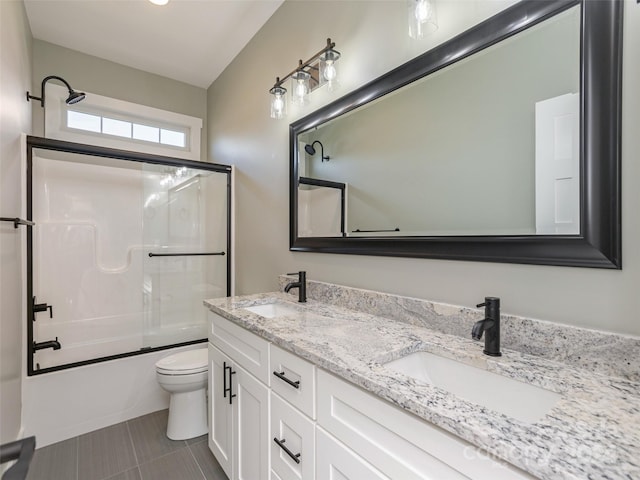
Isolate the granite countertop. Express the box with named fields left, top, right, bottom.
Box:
left=204, top=292, right=640, bottom=480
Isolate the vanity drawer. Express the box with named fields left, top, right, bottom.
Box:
left=317, top=369, right=534, bottom=480
left=208, top=311, right=270, bottom=384
left=270, top=345, right=316, bottom=419
left=271, top=392, right=315, bottom=480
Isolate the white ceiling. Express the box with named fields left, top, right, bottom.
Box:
left=23, top=0, right=284, bottom=88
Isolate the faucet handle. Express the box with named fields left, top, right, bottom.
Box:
left=476, top=302, right=486, bottom=308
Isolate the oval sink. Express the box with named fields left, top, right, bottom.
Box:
left=384, top=351, right=561, bottom=424
left=244, top=302, right=300, bottom=319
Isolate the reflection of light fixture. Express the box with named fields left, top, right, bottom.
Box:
left=26, top=75, right=86, bottom=108
left=305, top=140, right=330, bottom=162
left=408, top=0, right=438, bottom=39
left=268, top=38, right=341, bottom=119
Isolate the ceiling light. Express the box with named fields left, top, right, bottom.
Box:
left=148, top=0, right=169, bottom=5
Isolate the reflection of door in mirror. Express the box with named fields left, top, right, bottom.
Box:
left=535, top=93, right=579, bottom=234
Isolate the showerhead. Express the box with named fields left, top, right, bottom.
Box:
left=27, top=75, right=86, bottom=108
left=65, top=90, right=86, bottom=105
left=304, top=140, right=330, bottom=162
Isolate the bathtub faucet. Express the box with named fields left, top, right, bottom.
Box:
left=33, top=337, right=62, bottom=351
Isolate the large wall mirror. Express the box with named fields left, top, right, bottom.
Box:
left=289, top=0, right=622, bottom=268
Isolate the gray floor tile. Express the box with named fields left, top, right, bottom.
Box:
left=139, top=448, right=204, bottom=480
left=26, top=437, right=77, bottom=480
left=77, top=423, right=137, bottom=480
left=189, top=441, right=228, bottom=480
left=127, top=410, right=186, bottom=464
left=185, top=434, right=207, bottom=446
left=104, top=467, right=142, bottom=480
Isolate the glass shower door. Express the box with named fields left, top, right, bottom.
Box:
left=141, top=164, right=229, bottom=348
left=27, top=136, right=231, bottom=375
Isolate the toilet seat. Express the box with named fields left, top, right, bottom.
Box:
left=156, top=348, right=208, bottom=375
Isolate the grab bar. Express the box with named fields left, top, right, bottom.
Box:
left=148, top=252, right=225, bottom=257
left=1, top=436, right=36, bottom=480
left=0, top=217, right=35, bottom=229
left=351, top=228, right=400, bottom=233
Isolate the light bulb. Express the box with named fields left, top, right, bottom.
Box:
left=295, top=80, right=307, bottom=99
left=415, top=0, right=431, bottom=22
left=273, top=95, right=284, bottom=113
left=323, top=61, right=336, bottom=82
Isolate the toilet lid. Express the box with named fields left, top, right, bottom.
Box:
left=156, top=348, right=208, bottom=375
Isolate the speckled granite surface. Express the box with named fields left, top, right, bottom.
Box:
left=278, top=275, right=640, bottom=383
left=205, top=285, right=640, bottom=479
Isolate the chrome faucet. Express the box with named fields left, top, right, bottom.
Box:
left=284, top=271, right=306, bottom=303
left=472, top=297, right=501, bottom=357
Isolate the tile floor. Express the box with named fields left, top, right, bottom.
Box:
left=26, top=410, right=228, bottom=480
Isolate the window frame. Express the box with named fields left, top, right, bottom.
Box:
left=45, top=84, right=202, bottom=160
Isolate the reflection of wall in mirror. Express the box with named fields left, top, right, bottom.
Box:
left=299, top=6, right=580, bottom=237
left=298, top=186, right=343, bottom=237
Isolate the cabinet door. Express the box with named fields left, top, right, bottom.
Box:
left=271, top=392, right=315, bottom=480
left=209, top=344, right=234, bottom=480
left=316, top=427, right=390, bottom=480
left=234, top=363, right=270, bottom=480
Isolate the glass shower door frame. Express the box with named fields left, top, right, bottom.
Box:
left=25, top=135, right=232, bottom=376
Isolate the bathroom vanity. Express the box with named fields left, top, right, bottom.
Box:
left=205, top=279, right=640, bottom=480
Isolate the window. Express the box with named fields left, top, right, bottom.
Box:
left=65, top=110, right=187, bottom=149
left=45, top=85, right=202, bottom=160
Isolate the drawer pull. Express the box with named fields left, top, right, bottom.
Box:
left=273, top=370, right=300, bottom=389
left=273, top=437, right=301, bottom=464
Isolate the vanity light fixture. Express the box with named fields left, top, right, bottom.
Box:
left=304, top=140, right=330, bottom=162
left=27, top=75, right=86, bottom=108
left=268, top=38, right=341, bottom=119
left=148, top=0, right=169, bottom=5
left=408, top=0, right=438, bottom=39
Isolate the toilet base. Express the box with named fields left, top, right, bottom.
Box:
left=167, top=388, right=208, bottom=440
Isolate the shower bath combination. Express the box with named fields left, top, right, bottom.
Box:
left=25, top=136, right=232, bottom=375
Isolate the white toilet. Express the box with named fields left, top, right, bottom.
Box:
left=155, top=348, right=209, bottom=440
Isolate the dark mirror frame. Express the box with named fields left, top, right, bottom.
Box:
left=289, top=0, right=622, bottom=269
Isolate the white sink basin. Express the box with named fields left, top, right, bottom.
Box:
left=244, top=303, right=300, bottom=319
left=384, top=351, right=561, bottom=424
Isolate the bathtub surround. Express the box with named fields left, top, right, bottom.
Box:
left=205, top=288, right=640, bottom=479
left=279, top=275, right=640, bottom=383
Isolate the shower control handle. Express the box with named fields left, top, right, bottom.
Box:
left=32, top=296, right=53, bottom=321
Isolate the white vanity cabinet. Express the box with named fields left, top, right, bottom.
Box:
left=208, top=311, right=536, bottom=480
left=208, top=312, right=270, bottom=480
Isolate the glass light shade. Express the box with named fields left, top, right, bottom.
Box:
left=269, top=85, right=287, bottom=119
left=408, top=0, right=438, bottom=39
left=291, top=70, right=311, bottom=105
left=320, top=49, right=341, bottom=91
